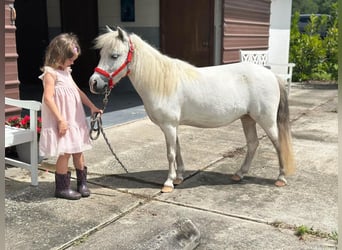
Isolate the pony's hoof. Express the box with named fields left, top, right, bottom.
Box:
left=161, top=186, right=174, bottom=193
left=173, top=178, right=183, bottom=185
left=275, top=180, right=287, bottom=187
left=231, top=174, right=242, bottom=182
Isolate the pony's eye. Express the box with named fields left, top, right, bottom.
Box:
left=111, top=53, right=120, bottom=59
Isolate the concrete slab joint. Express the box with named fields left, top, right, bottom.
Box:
left=134, top=218, right=201, bottom=250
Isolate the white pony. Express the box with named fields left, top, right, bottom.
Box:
left=89, top=27, right=295, bottom=193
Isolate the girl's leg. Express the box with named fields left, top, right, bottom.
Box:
left=54, top=153, right=81, bottom=200
left=56, top=153, right=71, bottom=174
left=73, top=152, right=90, bottom=197
left=72, top=152, right=84, bottom=170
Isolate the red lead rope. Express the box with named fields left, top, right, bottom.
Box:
left=94, top=38, right=134, bottom=89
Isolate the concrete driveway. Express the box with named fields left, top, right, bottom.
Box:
left=5, top=83, right=338, bottom=249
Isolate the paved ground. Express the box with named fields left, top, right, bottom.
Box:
left=5, top=83, right=338, bottom=249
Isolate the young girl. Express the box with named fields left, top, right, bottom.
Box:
left=39, top=33, right=102, bottom=200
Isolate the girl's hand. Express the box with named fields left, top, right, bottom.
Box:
left=91, top=106, right=103, bottom=116
left=58, top=120, right=68, bottom=136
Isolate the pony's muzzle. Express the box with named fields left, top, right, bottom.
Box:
left=89, top=75, right=107, bottom=94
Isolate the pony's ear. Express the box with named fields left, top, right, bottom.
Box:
left=105, top=25, right=114, bottom=32
left=117, top=27, right=127, bottom=41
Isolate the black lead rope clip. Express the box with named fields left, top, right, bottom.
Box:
left=90, top=112, right=102, bottom=140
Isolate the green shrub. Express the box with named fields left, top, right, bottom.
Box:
left=289, top=3, right=338, bottom=82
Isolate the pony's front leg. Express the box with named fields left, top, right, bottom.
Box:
left=161, top=125, right=178, bottom=193
left=232, top=116, right=259, bottom=181
left=174, top=137, right=185, bottom=185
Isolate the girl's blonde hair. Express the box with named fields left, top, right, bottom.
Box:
left=42, top=33, right=81, bottom=69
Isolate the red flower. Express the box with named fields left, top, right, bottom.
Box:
left=5, top=115, right=42, bottom=139
left=20, top=115, right=30, bottom=128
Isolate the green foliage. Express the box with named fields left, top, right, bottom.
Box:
left=322, top=3, right=339, bottom=80
left=292, top=0, right=336, bottom=14
left=295, top=225, right=311, bottom=237
left=289, top=3, right=338, bottom=82
left=271, top=221, right=338, bottom=243
left=295, top=225, right=338, bottom=242
left=292, top=0, right=318, bottom=14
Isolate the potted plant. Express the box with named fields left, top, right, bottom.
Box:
left=5, top=115, right=42, bottom=163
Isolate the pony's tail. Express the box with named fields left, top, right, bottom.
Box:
left=277, top=77, right=295, bottom=175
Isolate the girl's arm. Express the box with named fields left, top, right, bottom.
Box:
left=43, top=73, right=68, bottom=136
left=77, top=88, right=103, bottom=115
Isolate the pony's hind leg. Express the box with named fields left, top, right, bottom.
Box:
left=173, top=137, right=185, bottom=185
left=265, top=126, right=288, bottom=187
left=265, top=126, right=287, bottom=187
left=259, top=122, right=288, bottom=187
left=232, top=115, right=259, bottom=182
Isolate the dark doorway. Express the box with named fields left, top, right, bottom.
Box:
left=14, top=0, right=48, bottom=100
left=160, top=0, right=214, bottom=67
left=60, top=0, right=99, bottom=88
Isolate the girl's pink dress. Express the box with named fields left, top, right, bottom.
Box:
left=39, top=66, right=92, bottom=157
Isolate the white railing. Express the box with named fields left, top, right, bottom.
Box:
left=5, top=97, right=42, bottom=186
left=240, top=50, right=295, bottom=95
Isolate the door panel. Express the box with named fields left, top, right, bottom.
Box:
left=60, top=0, right=99, bottom=87
left=14, top=0, right=48, bottom=102
left=222, top=0, right=271, bottom=64
left=160, top=0, right=214, bottom=67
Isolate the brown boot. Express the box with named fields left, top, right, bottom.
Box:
left=55, top=172, right=81, bottom=200
left=76, top=166, right=90, bottom=197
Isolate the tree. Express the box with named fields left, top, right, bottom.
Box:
left=292, top=0, right=318, bottom=14
left=292, top=0, right=336, bottom=14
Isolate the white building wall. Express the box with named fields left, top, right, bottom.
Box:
left=268, top=0, right=293, bottom=73
left=46, top=0, right=159, bottom=29
left=46, top=0, right=160, bottom=45
left=46, top=0, right=291, bottom=68
left=98, top=0, right=160, bottom=47
left=98, top=0, right=159, bottom=28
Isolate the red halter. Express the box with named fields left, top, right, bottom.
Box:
left=94, top=38, right=134, bottom=89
